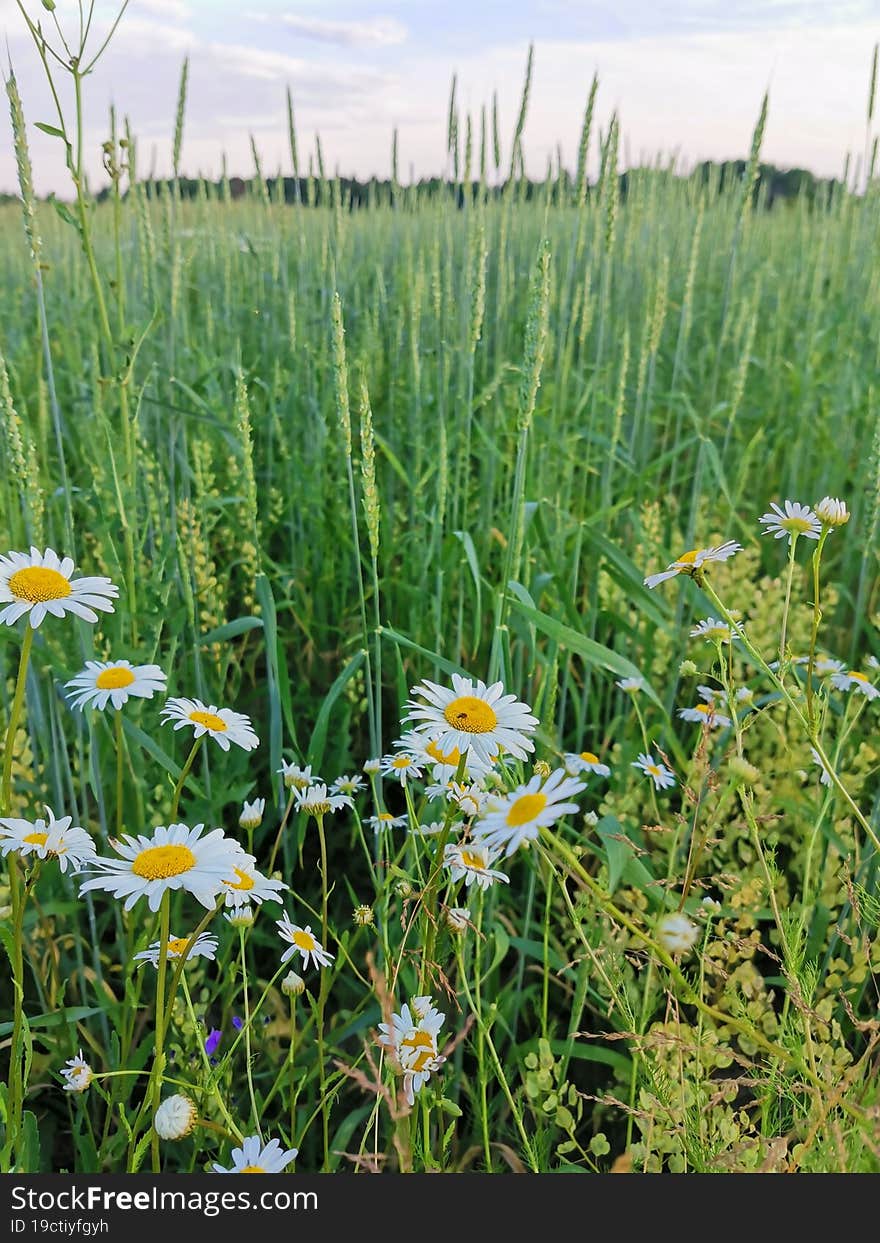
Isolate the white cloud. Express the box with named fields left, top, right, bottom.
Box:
left=138, top=0, right=191, bottom=20
left=250, top=12, right=407, bottom=48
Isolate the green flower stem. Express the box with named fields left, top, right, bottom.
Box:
left=806, top=528, right=830, bottom=725
left=179, top=974, right=243, bottom=1140
left=2, top=623, right=33, bottom=1162
left=238, top=926, right=261, bottom=1139
left=114, top=709, right=125, bottom=838
left=472, top=898, right=492, bottom=1171
left=149, top=890, right=171, bottom=1173
left=418, top=756, right=467, bottom=992
left=267, top=789, right=296, bottom=876
left=700, top=580, right=880, bottom=855
left=778, top=533, right=799, bottom=675
left=169, top=735, right=204, bottom=821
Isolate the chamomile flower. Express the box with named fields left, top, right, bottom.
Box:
left=633, top=753, right=677, bottom=790
left=60, top=1052, right=93, bottom=1093
left=161, top=697, right=258, bottom=752
left=65, top=659, right=167, bottom=712
left=830, top=669, right=880, bottom=700
left=380, top=752, right=424, bottom=785
left=276, top=914, right=334, bottom=971
left=294, top=783, right=353, bottom=816
left=0, top=547, right=118, bottom=629
left=133, top=931, right=219, bottom=968
left=378, top=998, right=446, bottom=1106
left=758, top=500, right=821, bottom=544
left=154, top=1094, right=197, bottom=1141
left=394, top=730, right=492, bottom=783
left=224, top=904, right=255, bottom=928
left=278, top=760, right=318, bottom=790
left=424, top=779, right=494, bottom=819
left=366, top=811, right=408, bottom=834
left=657, top=913, right=699, bottom=955
left=238, top=798, right=265, bottom=831
left=616, top=676, right=645, bottom=694
left=220, top=858, right=288, bottom=909
left=678, top=703, right=732, bottom=729
left=403, top=673, right=538, bottom=767
left=443, top=841, right=509, bottom=890
left=815, top=496, right=849, bottom=528
left=79, top=823, right=246, bottom=912
left=811, top=748, right=833, bottom=787
left=353, top=903, right=375, bottom=926
left=814, top=656, right=844, bottom=676
left=212, top=1135, right=298, bottom=1174
left=689, top=618, right=731, bottom=643
left=474, top=768, right=585, bottom=857
left=331, top=773, right=365, bottom=797
left=643, top=541, right=741, bottom=589
left=445, top=906, right=471, bottom=932
left=0, top=808, right=96, bottom=873
left=563, top=750, right=611, bottom=778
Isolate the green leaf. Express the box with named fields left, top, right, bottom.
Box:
left=508, top=598, right=663, bottom=708
left=121, top=718, right=205, bottom=799
left=199, top=616, right=263, bottom=644
left=0, top=1006, right=105, bottom=1039
left=307, top=651, right=365, bottom=773
left=381, top=626, right=468, bottom=680
left=453, top=529, right=482, bottom=653
left=20, top=1111, right=40, bottom=1173
left=34, top=121, right=64, bottom=138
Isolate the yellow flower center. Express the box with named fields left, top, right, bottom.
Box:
left=580, top=751, right=599, bottom=764
left=676, top=549, right=699, bottom=565
left=442, top=695, right=498, bottom=734
left=848, top=671, right=868, bottom=683
left=392, top=756, right=413, bottom=768
left=224, top=867, right=255, bottom=891
left=292, top=929, right=317, bottom=951
left=425, top=739, right=461, bottom=765
left=23, top=831, right=48, bottom=846
left=460, top=849, right=485, bottom=870
left=95, top=666, right=136, bottom=690
left=647, top=765, right=661, bottom=777
left=401, top=1029, right=436, bottom=1072
left=166, top=937, right=191, bottom=955
left=781, top=516, right=815, bottom=534
left=188, top=710, right=227, bottom=732
left=695, top=703, right=712, bottom=715
left=505, top=792, right=548, bottom=827
left=378, top=813, right=394, bottom=822
left=240, top=1166, right=266, bottom=1174
left=8, top=566, right=72, bottom=603
left=131, top=843, right=196, bottom=880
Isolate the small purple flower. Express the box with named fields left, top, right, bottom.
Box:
left=231, top=1015, right=243, bottom=1031
left=204, top=1027, right=222, bottom=1056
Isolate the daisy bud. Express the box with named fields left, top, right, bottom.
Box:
left=281, top=970, right=305, bottom=997
left=583, top=810, right=599, bottom=828
left=679, top=659, right=698, bottom=677
left=395, top=880, right=413, bottom=899
left=352, top=903, right=375, bottom=927
left=224, top=904, right=255, bottom=928
left=815, top=496, right=849, bottom=529
left=239, top=797, right=265, bottom=831
left=656, top=912, right=699, bottom=956
left=363, top=758, right=381, bottom=775
left=154, top=1094, right=197, bottom=1141
left=533, top=759, right=551, bottom=779
left=445, top=906, right=471, bottom=932
left=700, top=896, right=722, bottom=915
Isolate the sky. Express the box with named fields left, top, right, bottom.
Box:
left=1, top=1, right=879, bottom=196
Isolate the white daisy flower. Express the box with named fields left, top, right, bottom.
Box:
left=331, top=773, right=365, bottom=797
left=689, top=617, right=731, bottom=643
left=424, top=779, right=494, bottom=819
left=678, top=703, right=732, bottom=729
left=815, top=496, right=849, bottom=528
left=473, top=768, right=585, bottom=857
left=65, top=660, right=166, bottom=713
left=212, top=1135, right=298, bottom=1174
left=644, top=541, right=741, bottom=589
left=366, top=811, right=408, bottom=834
left=394, top=730, right=492, bottom=783
left=276, top=914, right=334, bottom=971
left=0, top=807, right=97, bottom=874
left=220, top=858, right=288, bottom=909
left=238, top=798, right=265, bottom=831
left=633, top=753, right=677, bottom=790
left=443, top=841, right=509, bottom=890
left=352, top=903, right=375, bottom=926
left=563, top=750, right=611, bottom=778
left=60, top=1051, right=93, bottom=1093
left=810, top=748, right=832, bottom=787
left=814, top=656, right=845, bottom=676
left=445, top=906, right=471, bottom=932
left=736, top=687, right=755, bottom=706
left=758, top=500, right=821, bottom=544
left=402, top=673, right=538, bottom=767
left=154, top=1094, right=197, bottom=1141
left=0, top=547, right=118, bottom=629
left=294, top=782, right=353, bottom=816
left=379, top=752, right=424, bottom=785
left=830, top=669, right=880, bottom=700
left=616, top=676, right=645, bottom=694
left=410, top=819, right=445, bottom=837
left=161, top=697, right=259, bottom=753
left=79, top=822, right=246, bottom=912
left=378, top=997, right=446, bottom=1106
left=134, top=931, right=219, bottom=968
left=278, top=760, right=318, bottom=790
left=657, top=913, right=700, bottom=955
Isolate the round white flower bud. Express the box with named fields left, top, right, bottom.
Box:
left=154, top=1094, right=197, bottom=1141
left=282, top=970, right=306, bottom=997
